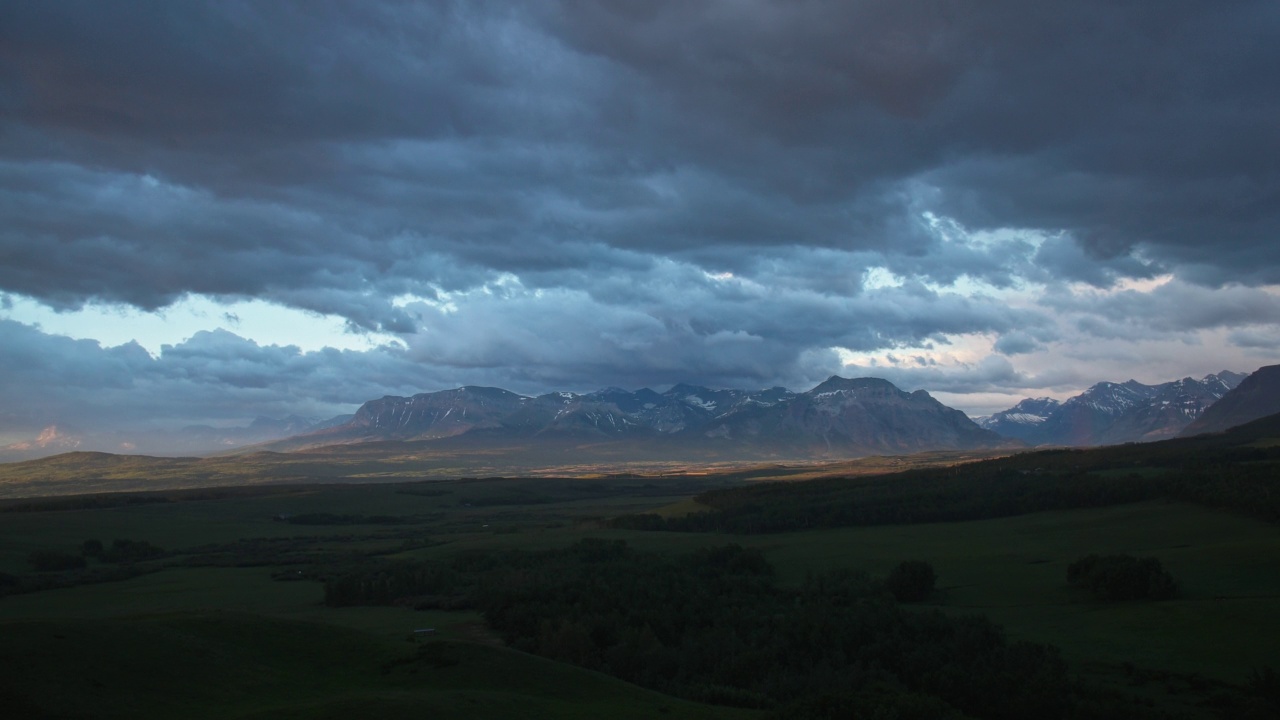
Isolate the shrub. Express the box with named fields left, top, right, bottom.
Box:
left=885, top=560, right=936, bottom=602
left=102, top=539, right=165, bottom=563
left=1067, top=554, right=1177, bottom=601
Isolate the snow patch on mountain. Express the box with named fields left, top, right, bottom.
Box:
left=982, top=373, right=1244, bottom=446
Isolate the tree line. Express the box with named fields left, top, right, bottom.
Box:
left=610, top=437, right=1280, bottom=534
left=323, top=540, right=1176, bottom=719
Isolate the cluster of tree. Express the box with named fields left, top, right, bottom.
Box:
left=0, top=494, right=172, bottom=513
left=324, top=560, right=467, bottom=607
left=81, top=538, right=165, bottom=563
left=884, top=560, right=936, bottom=602
left=394, top=486, right=452, bottom=497
left=611, top=466, right=1167, bottom=534
left=609, top=422, right=1280, bottom=535
left=4, top=562, right=158, bottom=597
left=1164, top=461, right=1280, bottom=524
left=1066, top=554, right=1178, bottom=601
left=26, top=539, right=164, bottom=572
left=1244, top=666, right=1280, bottom=719
left=322, top=540, right=1169, bottom=718
left=465, top=493, right=561, bottom=507
left=181, top=529, right=435, bottom=569
left=7, top=538, right=168, bottom=596
left=181, top=536, right=334, bottom=568
left=277, top=513, right=413, bottom=525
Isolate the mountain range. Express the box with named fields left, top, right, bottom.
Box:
left=978, top=372, right=1248, bottom=446
left=1181, top=365, right=1280, bottom=436
left=5, top=366, right=1278, bottom=466
left=262, top=375, right=1012, bottom=458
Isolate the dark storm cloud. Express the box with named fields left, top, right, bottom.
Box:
left=395, top=269, right=1047, bottom=393
left=1229, top=329, right=1280, bottom=350
left=1044, top=280, right=1280, bottom=340
left=1027, top=233, right=1163, bottom=288
left=2, top=0, right=1279, bottom=445
left=549, top=0, right=1280, bottom=276
left=5, top=1, right=1277, bottom=315
left=836, top=354, right=1029, bottom=396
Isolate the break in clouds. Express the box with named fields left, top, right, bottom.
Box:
left=2, top=1, right=1279, bottom=450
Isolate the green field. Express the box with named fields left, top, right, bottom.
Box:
left=753, top=501, right=1280, bottom=678
left=3, top=445, right=1279, bottom=717
left=0, top=614, right=762, bottom=720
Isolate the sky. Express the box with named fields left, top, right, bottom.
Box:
left=2, top=1, right=1279, bottom=454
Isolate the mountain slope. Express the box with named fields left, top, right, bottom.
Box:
left=264, top=376, right=1010, bottom=457
left=704, top=376, right=1007, bottom=454
left=983, top=372, right=1244, bottom=447
left=1181, top=365, right=1280, bottom=436
left=977, top=398, right=1061, bottom=443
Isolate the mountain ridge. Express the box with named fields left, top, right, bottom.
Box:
left=261, top=375, right=1013, bottom=457
left=1181, top=365, right=1280, bottom=436
left=980, top=371, right=1247, bottom=446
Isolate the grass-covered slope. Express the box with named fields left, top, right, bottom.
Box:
left=0, top=613, right=758, bottom=720
left=611, top=411, right=1280, bottom=533
left=0, top=438, right=1014, bottom=499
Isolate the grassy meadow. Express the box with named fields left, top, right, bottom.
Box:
left=2, top=435, right=1279, bottom=717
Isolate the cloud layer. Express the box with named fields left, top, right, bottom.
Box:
left=2, top=1, right=1278, bottom=452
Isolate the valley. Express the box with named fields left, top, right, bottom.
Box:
left=3, top=410, right=1280, bottom=718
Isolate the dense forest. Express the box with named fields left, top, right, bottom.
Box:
left=322, top=539, right=1232, bottom=719
left=612, top=415, right=1280, bottom=534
